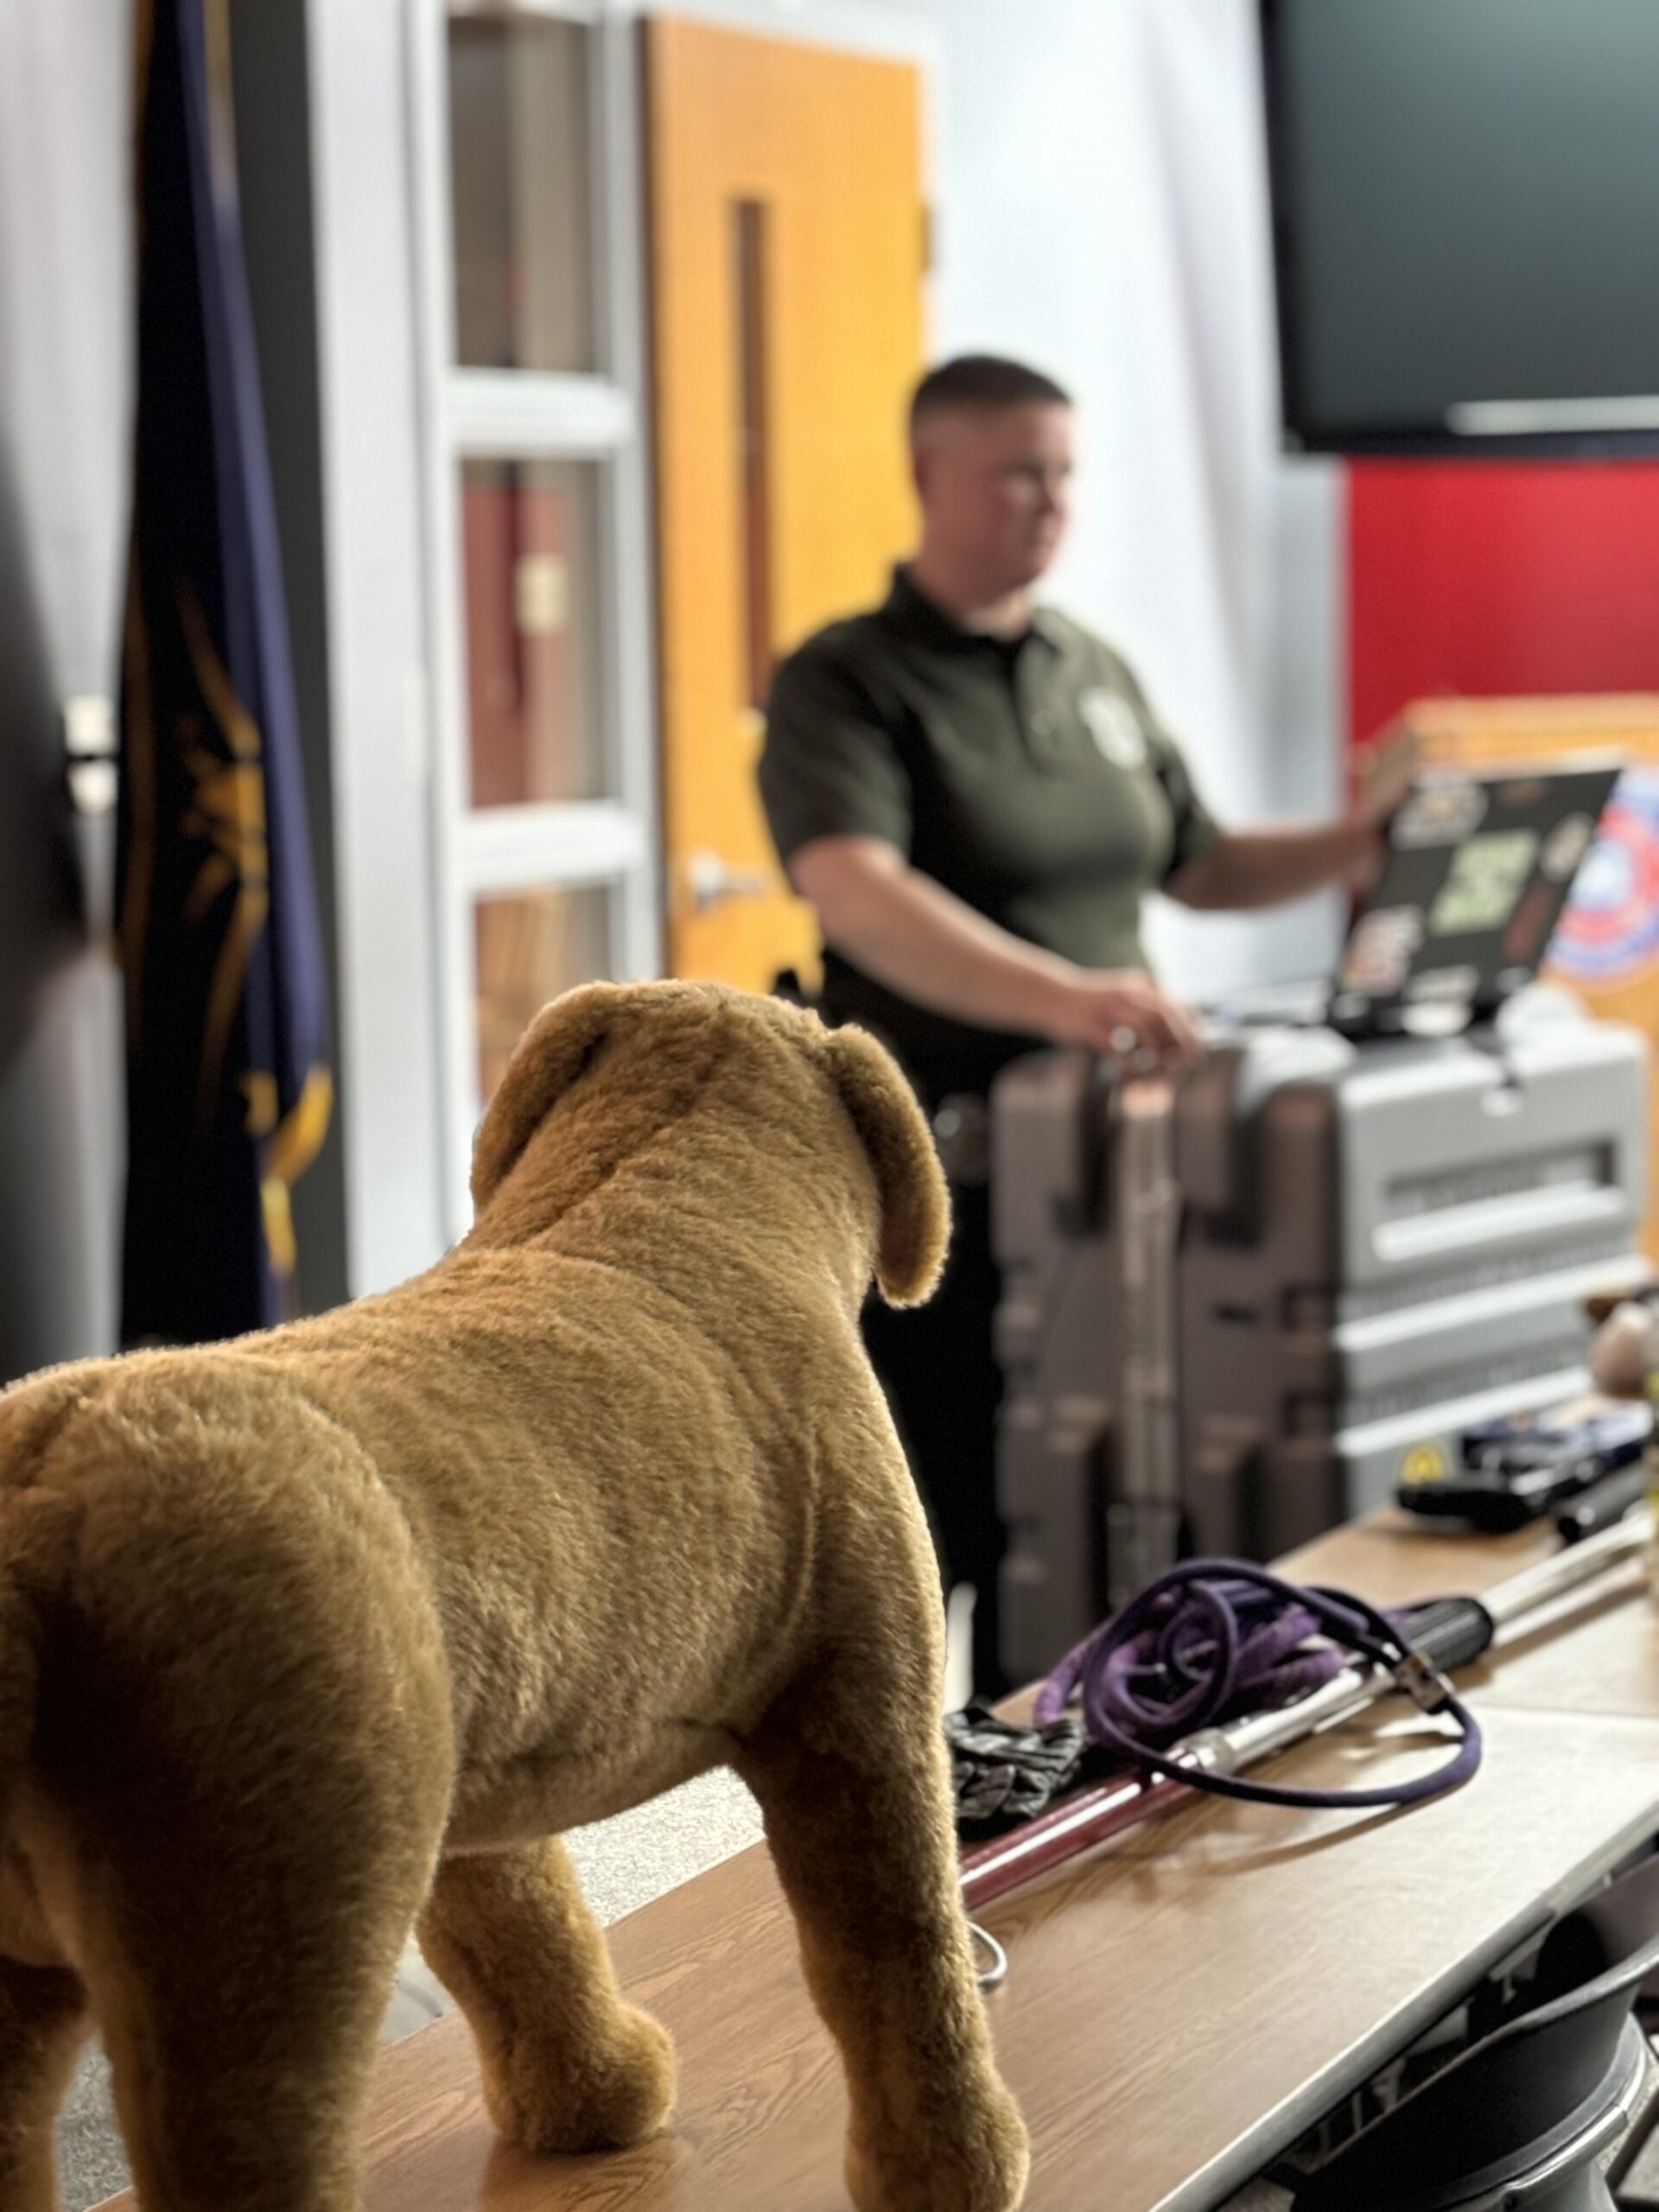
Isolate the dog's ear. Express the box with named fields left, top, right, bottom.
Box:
left=827, top=1025, right=950, bottom=1306
left=472, top=981, right=626, bottom=1211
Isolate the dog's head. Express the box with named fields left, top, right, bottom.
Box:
left=470, top=981, right=949, bottom=1306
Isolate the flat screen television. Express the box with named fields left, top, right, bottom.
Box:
left=1260, top=0, right=1659, bottom=455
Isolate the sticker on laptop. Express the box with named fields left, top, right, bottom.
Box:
left=1399, top=1440, right=1450, bottom=1486
left=1338, top=906, right=1424, bottom=995
left=1494, top=779, right=1548, bottom=811
left=1503, top=880, right=1558, bottom=966
left=1393, top=782, right=1488, bottom=849
left=1405, top=964, right=1481, bottom=1004
left=1541, top=813, right=1595, bottom=884
left=1080, top=689, right=1148, bottom=771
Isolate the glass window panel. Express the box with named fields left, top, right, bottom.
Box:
left=474, top=883, right=612, bottom=1109
left=461, top=458, right=604, bottom=807
left=448, top=13, right=595, bottom=373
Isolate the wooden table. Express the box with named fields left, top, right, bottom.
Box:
left=97, top=1511, right=1659, bottom=2212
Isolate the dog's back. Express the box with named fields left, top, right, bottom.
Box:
left=0, top=1348, right=451, bottom=1805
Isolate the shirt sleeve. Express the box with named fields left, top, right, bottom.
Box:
left=759, top=639, right=913, bottom=866
left=1153, top=725, right=1224, bottom=879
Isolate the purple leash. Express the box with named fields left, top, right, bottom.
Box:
left=1033, top=1557, right=1484, bottom=1810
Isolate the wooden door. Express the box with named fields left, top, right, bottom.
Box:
left=645, top=17, right=925, bottom=988
left=1411, top=694, right=1659, bottom=1258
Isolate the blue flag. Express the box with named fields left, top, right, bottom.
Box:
left=118, top=0, right=332, bottom=1343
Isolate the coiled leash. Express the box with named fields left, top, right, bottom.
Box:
left=1031, top=1557, right=1485, bottom=1809
left=957, top=1563, right=1486, bottom=1983
left=956, top=1525, right=1659, bottom=1986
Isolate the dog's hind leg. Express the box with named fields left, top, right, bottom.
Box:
left=0, top=1956, right=88, bottom=2212
left=84, top=1836, right=434, bottom=2212
left=64, top=1716, right=451, bottom=2212
left=24, top=1430, right=457, bottom=2212
left=735, top=1645, right=1029, bottom=2212
left=417, top=1836, right=676, bottom=2153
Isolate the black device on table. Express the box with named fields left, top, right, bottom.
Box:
left=1554, top=1457, right=1652, bottom=1545
left=1211, top=756, right=1624, bottom=1041
left=1397, top=1394, right=1651, bottom=1535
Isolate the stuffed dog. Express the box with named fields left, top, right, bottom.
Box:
left=0, top=981, right=1028, bottom=2212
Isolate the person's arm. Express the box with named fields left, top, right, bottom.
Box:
left=1166, top=715, right=1420, bottom=913
left=1166, top=820, right=1379, bottom=910
left=760, top=645, right=1201, bottom=1070
left=789, top=835, right=1202, bottom=1067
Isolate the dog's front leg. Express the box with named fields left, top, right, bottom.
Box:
left=737, top=1661, right=1030, bottom=2212
left=417, top=1837, right=676, bottom=2154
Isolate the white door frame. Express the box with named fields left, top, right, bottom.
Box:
left=407, top=0, right=662, bottom=1243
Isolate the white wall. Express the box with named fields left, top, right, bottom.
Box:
left=306, top=0, right=451, bottom=1292
left=0, top=0, right=130, bottom=1375
left=926, top=0, right=1346, bottom=994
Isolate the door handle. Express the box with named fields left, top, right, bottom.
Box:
left=686, top=849, right=773, bottom=914
left=63, top=695, right=118, bottom=817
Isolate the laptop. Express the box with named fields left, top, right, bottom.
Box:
left=1210, top=756, right=1625, bottom=1042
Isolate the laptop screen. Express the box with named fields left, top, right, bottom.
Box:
left=1328, top=758, right=1624, bottom=1037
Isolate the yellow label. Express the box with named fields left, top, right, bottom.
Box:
left=1401, top=1441, right=1451, bottom=1486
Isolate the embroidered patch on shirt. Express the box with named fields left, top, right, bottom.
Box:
left=1080, top=687, right=1148, bottom=770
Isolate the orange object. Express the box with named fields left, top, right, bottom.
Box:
left=644, top=17, right=926, bottom=990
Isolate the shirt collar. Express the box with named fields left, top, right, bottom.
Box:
left=880, top=564, right=1063, bottom=655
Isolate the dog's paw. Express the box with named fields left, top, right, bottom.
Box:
left=845, top=2081, right=1030, bottom=2212
left=486, top=2001, right=677, bottom=2155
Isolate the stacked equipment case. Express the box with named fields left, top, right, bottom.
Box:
left=993, top=988, right=1649, bottom=1686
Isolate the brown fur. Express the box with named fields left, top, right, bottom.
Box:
left=0, top=982, right=1027, bottom=2211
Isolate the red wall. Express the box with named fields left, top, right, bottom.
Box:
left=1347, top=461, right=1659, bottom=744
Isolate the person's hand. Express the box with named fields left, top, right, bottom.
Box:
left=1353, top=715, right=1421, bottom=828
left=1035, top=968, right=1204, bottom=1075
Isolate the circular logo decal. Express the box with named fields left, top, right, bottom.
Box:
left=1080, top=689, right=1148, bottom=771
left=1394, top=781, right=1488, bottom=849
left=1550, top=768, right=1659, bottom=983
left=1339, top=906, right=1424, bottom=995
left=1400, top=1440, right=1450, bottom=1486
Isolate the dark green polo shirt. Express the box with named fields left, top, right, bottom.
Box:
left=760, top=568, right=1221, bottom=1096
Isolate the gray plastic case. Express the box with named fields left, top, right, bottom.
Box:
left=992, top=990, right=1649, bottom=1686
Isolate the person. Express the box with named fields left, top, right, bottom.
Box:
left=758, top=353, right=1414, bottom=1694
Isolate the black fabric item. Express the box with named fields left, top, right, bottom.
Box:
left=863, top=1175, right=1009, bottom=1696
left=946, top=1701, right=1090, bottom=1834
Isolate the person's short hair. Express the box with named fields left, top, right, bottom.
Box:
left=908, top=353, right=1071, bottom=435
